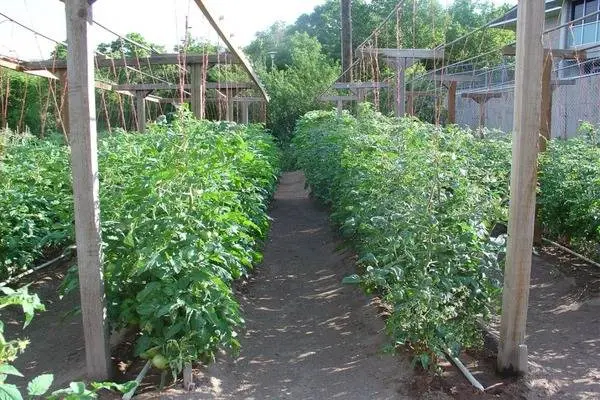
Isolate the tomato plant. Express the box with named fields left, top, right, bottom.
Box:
left=293, top=106, right=510, bottom=366
left=0, top=110, right=280, bottom=376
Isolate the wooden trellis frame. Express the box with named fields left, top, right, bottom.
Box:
left=361, top=48, right=445, bottom=117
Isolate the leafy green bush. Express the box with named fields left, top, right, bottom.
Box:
left=293, top=107, right=510, bottom=365
left=539, top=138, right=600, bottom=257
left=0, top=133, right=73, bottom=279
left=0, top=113, right=279, bottom=375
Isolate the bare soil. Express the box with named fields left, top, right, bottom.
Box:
left=142, top=171, right=414, bottom=399
left=1, top=171, right=598, bottom=399
left=1, top=259, right=87, bottom=390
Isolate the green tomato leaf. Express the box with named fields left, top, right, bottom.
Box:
left=0, top=366, right=23, bottom=378
left=27, top=374, right=53, bottom=396
left=0, top=383, right=23, bottom=400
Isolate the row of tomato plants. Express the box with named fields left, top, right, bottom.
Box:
left=293, top=106, right=600, bottom=366
left=0, top=110, right=280, bottom=375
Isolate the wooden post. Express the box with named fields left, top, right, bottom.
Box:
left=407, top=92, right=414, bottom=116
left=190, top=63, right=204, bottom=119
left=64, top=0, right=111, bottom=380
left=134, top=90, right=151, bottom=133
left=497, top=0, right=545, bottom=376
left=226, top=91, right=234, bottom=122
left=57, top=68, right=70, bottom=136
left=448, top=81, right=457, bottom=124
left=533, top=54, right=554, bottom=246
left=340, top=0, right=353, bottom=82
left=539, top=54, right=553, bottom=151
left=241, top=101, right=249, bottom=124
left=260, top=100, right=267, bottom=123
left=478, top=100, right=486, bottom=131
left=395, top=58, right=406, bottom=117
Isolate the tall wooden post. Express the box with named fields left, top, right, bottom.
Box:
left=341, top=0, right=353, bottom=82
left=407, top=92, right=414, bottom=116
left=447, top=81, right=457, bottom=124
left=478, top=100, right=486, bottom=131
left=395, top=58, right=406, bottom=117
left=533, top=54, right=554, bottom=246
left=498, top=0, right=545, bottom=376
left=226, top=91, right=234, bottom=122
left=539, top=54, right=553, bottom=151
left=190, top=63, right=204, bottom=119
left=241, top=101, right=249, bottom=124
left=135, top=91, right=147, bottom=133
left=64, top=0, right=111, bottom=380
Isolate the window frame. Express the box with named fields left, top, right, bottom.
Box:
left=570, top=0, right=600, bottom=46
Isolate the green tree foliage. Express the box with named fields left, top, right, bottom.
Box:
left=444, top=0, right=515, bottom=66
left=260, top=33, right=340, bottom=141
left=291, top=0, right=376, bottom=61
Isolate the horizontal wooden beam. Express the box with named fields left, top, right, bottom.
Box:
left=319, top=95, right=359, bottom=101
left=22, top=53, right=237, bottom=71
left=112, top=82, right=253, bottom=91
left=361, top=48, right=445, bottom=60
left=333, top=82, right=390, bottom=89
left=502, top=46, right=586, bottom=59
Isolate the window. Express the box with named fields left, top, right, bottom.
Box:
left=569, top=0, right=600, bottom=46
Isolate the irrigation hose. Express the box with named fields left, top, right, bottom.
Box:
left=443, top=348, right=485, bottom=392
left=542, top=238, right=600, bottom=269
left=122, top=360, right=151, bottom=400
left=0, top=245, right=76, bottom=288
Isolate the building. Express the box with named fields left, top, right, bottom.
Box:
left=454, top=0, right=600, bottom=138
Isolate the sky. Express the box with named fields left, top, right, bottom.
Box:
left=0, top=0, right=516, bottom=61
left=0, top=0, right=326, bottom=60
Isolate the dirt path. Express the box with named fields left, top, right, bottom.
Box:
left=525, top=254, right=600, bottom=399
left=151, top=171, right=414, bottom=399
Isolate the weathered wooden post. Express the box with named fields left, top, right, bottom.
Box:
left=395, top=58, right=406, bottom=117
left=64, top=0, right=111, bottom=380
left=497, top=0, right=545, bottom=375
left=447, top=81, right=457, bottom=124
left=134, top=90, right=152, bottom=132
left=190, top=62, right=204, bottom=119
left=241, top=100, right=249, bottom=124
left=226, top=90, right=234, bottom=122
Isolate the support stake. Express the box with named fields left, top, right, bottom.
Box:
left=64, top=0, right=111, bottom=380
left=497, top=0, right=545, bottom=376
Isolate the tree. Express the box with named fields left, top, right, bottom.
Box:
left=261, top=33, right=340, bottom=141
left=245, top=22, right=292, bottom=69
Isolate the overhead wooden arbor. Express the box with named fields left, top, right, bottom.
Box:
left=429, top=73, right=481, bottom=123
left=502, top=45, right=585, bottom=148
left=460, top=92, right=503, bottom=133
left=362, top=48, right=445, bottom=117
